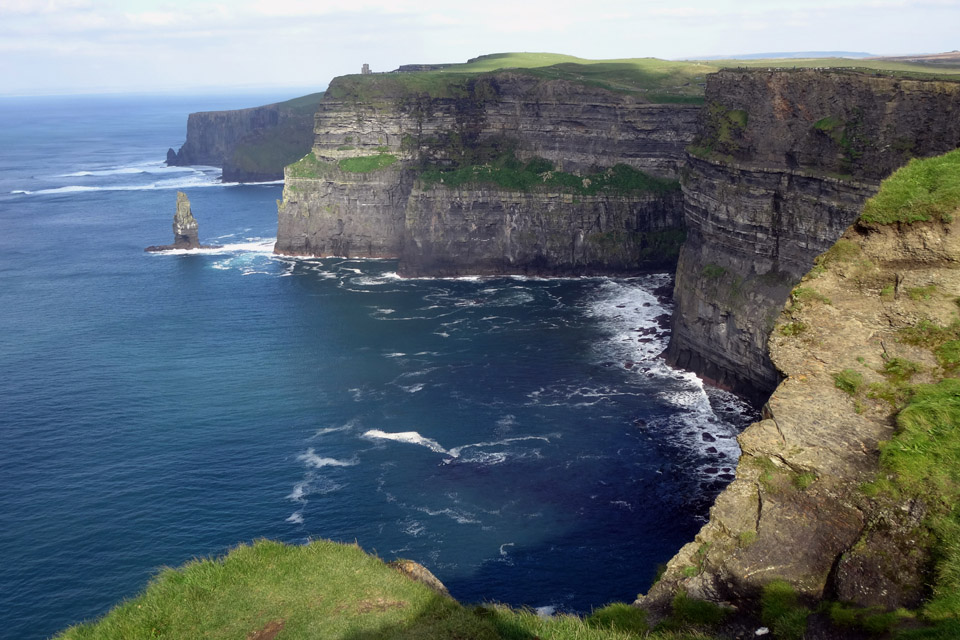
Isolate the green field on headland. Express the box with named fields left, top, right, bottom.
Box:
left=325, top=52, right=960, bottom=104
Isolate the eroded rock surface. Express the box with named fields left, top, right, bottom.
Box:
left=146, top=191, right=219, bottom=251
left=642, top=213, right=960, bottom=613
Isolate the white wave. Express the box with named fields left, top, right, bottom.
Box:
left=363, top=429, right=449, bottom=455
left=415, top=506, right=481, bottom=525
left=384, top=352, right=406, bottom=358
left=286, top=511, right=304, bottom=524
left=400, top=383, right=424, bottom=393
left=147, top=239, right=276, bottom=256
left=56, top=161, right=193, bottom=177
left=499, top=542, right=515, bottom=556
left=296, top=448, right=358, bottom=469
left=447, top=435, right=551, bottom=458
left=312, top=421, right=357, bottom=438
left=535, top=606, right=556, bottom=618
left=287, top=481, right=309, bottom=501
left=13, top=169, right=282, bottom=196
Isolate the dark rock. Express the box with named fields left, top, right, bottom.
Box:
left=165, top=147, right=179, bottom=166
left=701, top=433, right=716, bottom=442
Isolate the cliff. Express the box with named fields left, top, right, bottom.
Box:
left=167, top=92, right=323, bottom=182
left=642, top=150, right=960, bottom=634
left=274, top=72, right=697, bottom=275
left=665, top=69, right=960, bottom=402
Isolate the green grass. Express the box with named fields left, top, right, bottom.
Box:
left=339, top=153, right=398, bottom=173
left=761, top=580, right=810, bottom=640
left=790, top=286, right=832, bottom=308
left=286, top=152, right=336, bottom=179
left=936, top=340, right=960, bottom=370
left=57, top=539, right=728, bottom=640
left=326, top=52, right=960, bottom=106
left=860, top=149, right=960, bottom=224
left=909, top=285, right=939, bottom=301
left=871, top=379, right=960, bottom=629
left=881, top=357, right=923, bottom=383
left=898, top=319, right=960, bottom=350
left=419, top=155, right=679, bottom=195
left=834, top=369, right=865, bottom=396
left=779, top=321, right=808, bottom=337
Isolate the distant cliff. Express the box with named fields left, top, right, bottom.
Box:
left=167, top=92, right=323, bottom=182
left=275, top=73, right=697, bottom=275
left=665, top=69, right=960, bottom=402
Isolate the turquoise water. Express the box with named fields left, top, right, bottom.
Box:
left=0, top=93, right=754, bottom=639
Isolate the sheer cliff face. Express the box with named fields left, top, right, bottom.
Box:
left=168, top=97, right=321, bottom=182
left=274, top=73, right=697, bottom=274
left=666, top=70, right=960, bottom=402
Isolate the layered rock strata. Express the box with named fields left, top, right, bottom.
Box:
left=275, top=73, right=698, bottom=275
left=642, top=211, right=960, bottom=613
left=666, top=69, right=960, bottom=402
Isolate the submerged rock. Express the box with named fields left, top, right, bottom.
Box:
left=145, top=191, right=219, bottom=251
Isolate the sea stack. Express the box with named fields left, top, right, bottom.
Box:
left=146, top=191, right=218, bottom=251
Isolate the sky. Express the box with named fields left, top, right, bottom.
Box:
left=1, top=0, right=958, bottom=96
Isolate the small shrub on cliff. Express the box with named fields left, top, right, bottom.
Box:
left=860, top=148, right=960, bottom=225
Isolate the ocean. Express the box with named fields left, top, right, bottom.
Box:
left=0, top=92, right=755, bottom=639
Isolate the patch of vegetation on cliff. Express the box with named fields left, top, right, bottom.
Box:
left=286, top=152, right=336, bottom=179
left=419, top=155, right=679, bottom=195
left=688, top=103, right=749, bottom=159
left=339, top=153, right=399, bottom=173
left=868, top=378, right=960, bottom=632
left=860, top=148, right=960, bottom=224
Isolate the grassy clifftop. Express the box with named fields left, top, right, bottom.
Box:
left=324, top=52, right=960, bottom=105
left=57, top=539, right=716, bottom=640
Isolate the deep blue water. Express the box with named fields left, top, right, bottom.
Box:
left=0, top=93, right=755, bottom=639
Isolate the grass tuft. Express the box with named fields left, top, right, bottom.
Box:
left=859, top=149, right=960, bottom=224
left=834, top=369, right=865, bottom=396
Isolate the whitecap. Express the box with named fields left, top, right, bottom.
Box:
left=296, top=448, right=358, bottom=469
left=286, top=511, right=304, bottom=524
left=400, top=383, right=424, bottom=393
left=362, top=429, right=449, bottom=455
left=287, top=481, right=309, bottom=501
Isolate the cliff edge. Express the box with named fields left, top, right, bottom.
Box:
left=642, top=150, right=960, bottom=635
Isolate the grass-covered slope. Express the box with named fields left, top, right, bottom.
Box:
left=57, top=539, right=719, bottom=640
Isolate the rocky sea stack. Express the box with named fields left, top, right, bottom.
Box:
left=145, top=191, right=219, bottom=252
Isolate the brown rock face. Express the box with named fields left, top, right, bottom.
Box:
left=642, top=213, right=960, bottom=613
